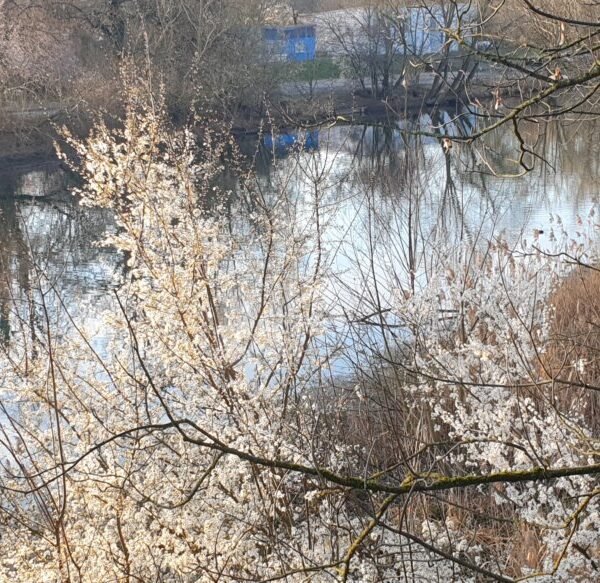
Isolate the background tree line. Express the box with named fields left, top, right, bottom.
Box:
left=0, top=0, right=598, bottom=138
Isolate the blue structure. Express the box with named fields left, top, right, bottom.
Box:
left=263, top=130, right=319, bottom=156
left=263, top=25, right=316, bottom=62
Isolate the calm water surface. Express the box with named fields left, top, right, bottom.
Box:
left=0, top=118, right=598, bottom=345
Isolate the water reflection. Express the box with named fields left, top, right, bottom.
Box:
left=0, top=115, right=597, bottom=352
left=0, top=160, right=69, bottom=198
left=263, top=129, right=319, bottom=155
left=314, top=116, right=599, bottom=242
left=0, top=194, right=119, bottom=348
left=247, top=116, right=600, bottom=339
left=0, top=197, right=31, bottom=343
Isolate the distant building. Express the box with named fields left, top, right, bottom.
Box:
left=308, top=5, right=467, bottom=58
left=263, top=25, right=317, bottom=62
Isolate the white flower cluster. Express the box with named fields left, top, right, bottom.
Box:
left=0, top=88, right=597, bottom=582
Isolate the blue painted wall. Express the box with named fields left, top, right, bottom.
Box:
left=263, top=25, right=316, bottom=62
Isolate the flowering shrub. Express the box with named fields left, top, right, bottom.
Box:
left=0, top=85, right=597, bottom=582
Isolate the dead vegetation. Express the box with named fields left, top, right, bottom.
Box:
left=542, top=264, right=600, bottom=435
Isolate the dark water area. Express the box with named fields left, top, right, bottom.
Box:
left=0, top=115, right=598, bottom=346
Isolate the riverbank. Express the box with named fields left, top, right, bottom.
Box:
left=0, top=100, right=92, bottom=163
left=230, top=64, right=517, bottom=133
left=0, top=65, right=517, bottom=151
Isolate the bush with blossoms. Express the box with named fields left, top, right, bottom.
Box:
left=0, top=83, right=597, bottom=582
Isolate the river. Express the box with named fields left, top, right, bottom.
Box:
left=0, top=116, right=598, bottom=350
